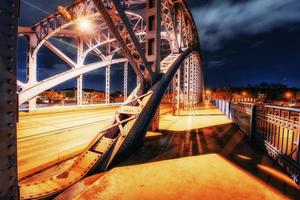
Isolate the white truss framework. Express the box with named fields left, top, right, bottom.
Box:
left=17, top=1, right=204, bottom=198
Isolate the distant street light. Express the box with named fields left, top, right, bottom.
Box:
left=285, top=91, right=293, bottom=100
left=242, top=91, right=247, bottom=97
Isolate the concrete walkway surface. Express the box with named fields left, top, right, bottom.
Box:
left=57, top=104, right=300, bottom=199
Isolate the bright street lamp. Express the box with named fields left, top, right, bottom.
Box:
left=78, top=18, right=92, bottom=33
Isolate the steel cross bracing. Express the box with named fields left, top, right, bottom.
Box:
left=161, top=0, right=179, bottom=53
left=17, top=0, right=204, bottom=199
left=17, top=0, right=148, bottom=106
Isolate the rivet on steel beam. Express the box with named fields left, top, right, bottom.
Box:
left=8, top=123, right=14, bottom=128
left=7, top=67, right=14, bottom=73
left=8, top=45, right=14, bottom=51
left=8, top=133, right=14, bottom=138
left=7, top=56, right=14, bottom=62
left=7, top=79, right=13, bottom=84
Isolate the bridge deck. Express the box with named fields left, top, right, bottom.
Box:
left=58, top=104, right=300, bottom=199
left=17, top=104, right=172, bottom=179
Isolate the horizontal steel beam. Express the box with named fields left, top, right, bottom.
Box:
left=19, top=58, right=128, bottom=105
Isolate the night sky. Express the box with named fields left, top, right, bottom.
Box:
left=18, top=0, right=300, bottom=92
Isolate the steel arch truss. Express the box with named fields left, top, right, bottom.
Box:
left=18, top=1, right=204, bottom=198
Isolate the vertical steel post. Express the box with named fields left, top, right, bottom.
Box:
left=106, top=65, right=110, bottom=104
left=77, top=37, right=83, bottom=106
left=26, top=35, right=38, bottom=109
left=192, top=54, right=197, bottom=106
left=0, top=0, right=19, bottom=198
left=145, top=0, right=161, bottom=73
left=146, top=0, right=161, bottom=130
left=124, top=62, right=128, bottom=100
left=172, top=68, right=181, bottom=115
left=77, top=75, right=83, bottom=105
left=297, top=113, right=300, bottom=164
left=183, top=55, right=189, bottom=109
left=189, top=54, right=194, bottom=108
left=28, top=97, right=37, bottom=110
left=248, top=104, right=256, bottom=140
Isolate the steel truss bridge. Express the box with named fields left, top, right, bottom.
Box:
left=2, top=0, right=203, bottom=199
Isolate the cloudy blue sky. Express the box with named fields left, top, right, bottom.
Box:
left=190, top=0, right=300, bottom=88
left=18, top=0, right=300, bottom=91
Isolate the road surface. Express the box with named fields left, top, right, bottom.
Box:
left=17, top=104, right=172, bottom=179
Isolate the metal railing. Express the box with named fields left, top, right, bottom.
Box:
left=214, top=99, right=300, bottom=184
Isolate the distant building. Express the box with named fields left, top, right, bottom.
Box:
left=60, top=88, right=106, bottom=103
left=38, top=89, right=64, bottom=104
left=61, top=88, right=76, bottom=99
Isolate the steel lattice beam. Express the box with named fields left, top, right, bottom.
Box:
left=92, top=0, right=152, bottom=89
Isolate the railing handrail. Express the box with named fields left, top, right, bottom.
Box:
left=213, top=99, right=300, bottom=185
left=215, top=99, right=300, bottom=112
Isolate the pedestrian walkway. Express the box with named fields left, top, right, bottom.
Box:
left=57, top=104, right=300, bottom=200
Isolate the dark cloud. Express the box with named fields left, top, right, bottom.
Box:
left=191, top=0, right=300, bottom=50
left=18, top=0, right=300, bottom=89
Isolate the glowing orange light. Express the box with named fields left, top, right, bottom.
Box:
left=285, top=91, right=293, bottom=99
left=78, top=18, right=92, bottom=33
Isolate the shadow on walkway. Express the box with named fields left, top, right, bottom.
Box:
left=116, top=123, right=300, bottom=199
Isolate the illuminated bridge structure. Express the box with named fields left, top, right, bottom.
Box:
left=4, top=0, right=203, bottom=199
left=1, top=0, right=298, bottom=199
left=17, top=0, right=204, bottom=111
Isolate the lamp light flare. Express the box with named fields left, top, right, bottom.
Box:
left=285, top=91, right=293, bottom=99
left=78, top=18, right=92, bottom=32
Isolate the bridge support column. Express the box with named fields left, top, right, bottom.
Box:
left=0, top=0, right=19, bottom=199
left=145, top=0, right=161, bottom=73
left=172, top=69, right=181, bottom=115
left=76, top=37, right=83, bottom=106
left=146, top=0, right=161, bottom=130
left=106, top=65, right=110, bottom=104
left=151, top=108, right=160, bottom=131
left=200, top=62, right=205, bottom=103
left=26, top=36, right=38, bottom=109
left=189, top=54, right=195, bottom=108
left=195, top=60, right=200, bottom=104
left=28, top=97, right=37, bottom=110
left=124, top=62, right=128, bottom=100
left=183, top=55, right=190, bottom=110
left=77, top=75, right=83, bottom=106
left=191, top=54, right=197, bottom=106
left=27, top=55, right=37, bottom=85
